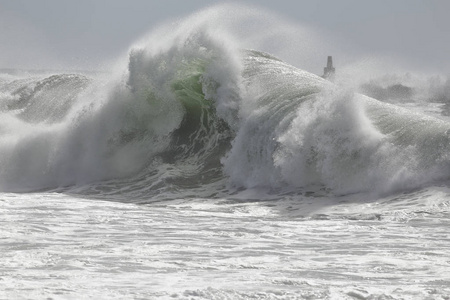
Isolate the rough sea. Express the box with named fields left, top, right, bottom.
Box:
left=1, top=6, right=450, bottom=300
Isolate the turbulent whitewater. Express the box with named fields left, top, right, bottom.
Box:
left=2, top=47, right=450, bottom=195
left=1, top=6, right=450, bottom=299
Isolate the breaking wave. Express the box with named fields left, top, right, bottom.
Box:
left=1, top=9, right=450, bottom=197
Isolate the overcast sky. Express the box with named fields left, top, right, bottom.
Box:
left=1, top=0, right=449, bottom=75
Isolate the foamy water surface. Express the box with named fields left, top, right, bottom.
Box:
left=2, top=189, right=450, bottom=299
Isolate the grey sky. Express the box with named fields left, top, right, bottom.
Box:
left=1, top=0, right=449, bottom=74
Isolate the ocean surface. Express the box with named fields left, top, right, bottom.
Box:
left=1, top=8, right=450, bottom=300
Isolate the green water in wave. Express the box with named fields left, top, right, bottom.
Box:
left=171, top=60, right=211, bottom=131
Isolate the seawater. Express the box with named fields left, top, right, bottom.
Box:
left=1, top=4, right=450, bottom=299
left=2, top=189, right=450, bottom=299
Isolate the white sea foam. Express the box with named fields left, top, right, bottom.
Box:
left=1, top=190, right=449, bottom=299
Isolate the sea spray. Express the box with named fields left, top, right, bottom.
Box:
left=0, top=20, right=243, bottom=192
left=223, top=50, right=450, bottom=194
left=1, top=6, right=450, bottom=196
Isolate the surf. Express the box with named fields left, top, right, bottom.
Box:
left=1, top=7, right=450, bottom=198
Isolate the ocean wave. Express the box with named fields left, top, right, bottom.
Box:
left=1, top=16, right=450, bottom=196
